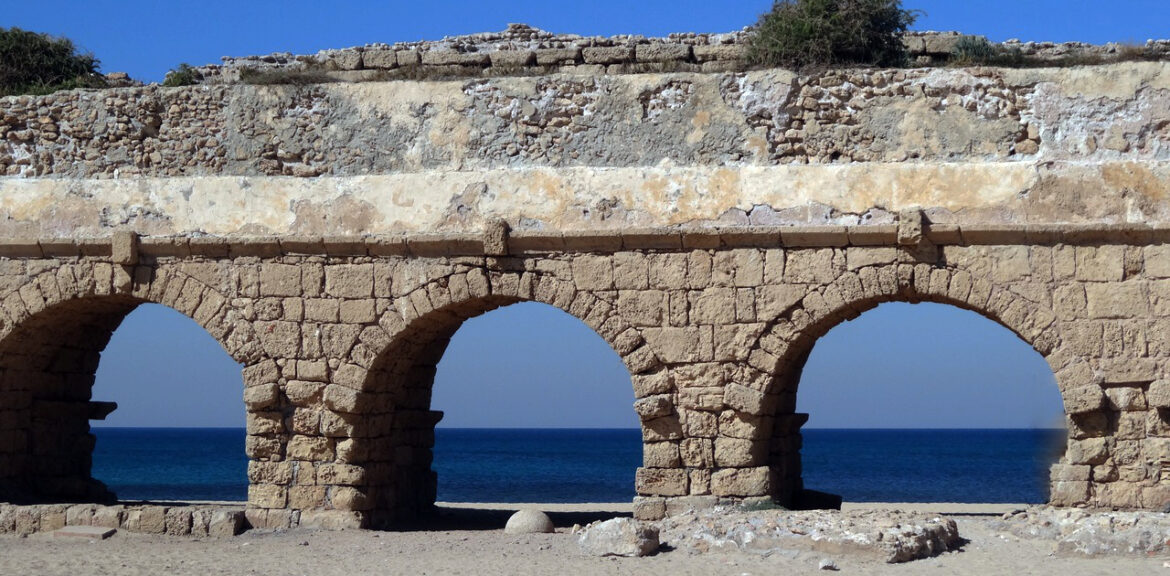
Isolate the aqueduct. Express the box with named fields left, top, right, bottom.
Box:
left=1, top=27, right=1169, bottom=529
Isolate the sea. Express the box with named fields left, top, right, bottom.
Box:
left=91, top=428, right=1065, bottom=504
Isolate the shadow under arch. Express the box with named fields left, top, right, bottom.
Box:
left=0, top=265, right=250, bottom=504
left=750, top=268, right=1069, bottom=507
left=349, top=271, right=660, bottom=528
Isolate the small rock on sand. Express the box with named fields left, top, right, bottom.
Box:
left=577, top=517, right=660, bottom=557
left=504, top=509, right=554, bottom=534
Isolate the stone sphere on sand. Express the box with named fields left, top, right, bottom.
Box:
left=504, top=509, right=555, bottom=534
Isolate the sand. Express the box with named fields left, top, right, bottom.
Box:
left=0, top=503, right=1165, bottom=576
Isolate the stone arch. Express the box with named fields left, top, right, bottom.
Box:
left=744, top=258, right=1074, bottom=506
left=0, top=261, right=250, bottom=503
left=306, top=263, right=664, bottom=527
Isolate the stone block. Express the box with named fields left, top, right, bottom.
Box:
left=635, top=44, right=692, bottom=62
left=1075, top=246, right=1125, bottom=282
left=421, top=50, right=490, bottom=66
left=299, top=510, right=365, bottom=530
left=643, top=442, right=681, bottom=468
left=331, top=486, right=372, bottom=511
left=634, top=394, right=674, bottom=419
left=287, top=435, right=333, bottom=461
left=248, top=484, right=288, bottom=509
left=572, top=255, right=614, bottom=290
left=243, top=383, right=280, bottom=410
left=1148, top=379, right=1170, bottom=408
left=165, top=508, right=192, bottom=536
left=362, top=49, right=397, bottom=69
left=710, top=467, right=771, bottom=497
left=724, top=384, right=770, bottom=416
left=692, top=44, right=746, bottom=62
left=325, top=265, right=374, bottom=298
left=209, top=510, right=245, bottom=537
left=583, top=46, right=633, bottom=64
left=260, top=264, right=302, bottom=297
left=289, top=486, right=328, bottom=509
left=1105, top=386, right=1147, bottom=411
left=112, top=231, right=138, bottom=265
left=1086, top=283, right=1148, bottom=319
left=680, top=438, right=714, bottom=467
left=534, top=48, right=581, bottom=65
left=714, top=438, right=768, bottom=467
left=489, top=50, right=535, bottom=67
left=642, top=327, right=702, bottom=364
left=617, top=290, right=666, bottom=326
left=635, top=467, right=688, bottom=496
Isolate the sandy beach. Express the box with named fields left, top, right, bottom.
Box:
left=1, top=502, right=1166, bottom=576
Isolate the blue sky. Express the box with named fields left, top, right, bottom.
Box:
left=6, top=1, right=1169, bottom=82
left=12, top=0, right=1123, bottom=428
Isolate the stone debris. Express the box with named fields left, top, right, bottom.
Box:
left=994, top=507, right=1170, bottom=557
left=503, top=509, right=555, bottom=534
left=577, top=517, right=660, bottom=557
left=657, top=506, right=960, bottom=564
left=52, top=525, right=116, bottom=540
left=0, top=503, right=245, bottom=537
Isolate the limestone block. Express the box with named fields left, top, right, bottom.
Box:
left=287, top=435, right=333, bottom=461
left=245, top=435, right=283, bottom=459
left=1063, top=384, right=1106, bottom=414
left=692, top=44, right=746, bottom=62
left=112, top=231, right=138, bottom=265
left=680, top=438, right=714, bottom=467
left=681, top=409, right=719, bottom=438
left=534, top=48, right=581, bottom=65
left=489, top=50, right=535, bottom=67
left=1050, top=463, right=1091, bottom=482
left=785, top=249, right=840, bottom=285
left=643, top=441, right=680, bottom=468
left=339, top=299, right=377, bottom=323
left=248, top=484, right=288, bottom=509
left=325, top=265, right=374, bottom=298
left=1065, top=437, right=1109, bottom=465
left=165, top=508, right=192, bottom=536
left=421, top=50, right=490, bottom=66
left=1145, top=245, right=1170, bottom=278
left=243, top=383, right=280, bottom=410
left=209, top=510, right=245, bottom=537
left=1075, top=246, right=1125, bottom=282
left=688, top=288, right=736, bottom=324
left=92, top=506, right=123, bottom=529
left=362, top=49, right=397, bottom=69
left=1148, top=379, right=1170, bottom=408
left=642, top=327, right=702, bottom=364
left=1086, top=283, right=1148, bottom=319
left=633, top=394, right=673, bottom=419
left=710, top=467, right=771, bottom=497
left=289, top=486, right=328, bottom=509
left=583, top=46, right=633, bottom=64
left=256, top=321, right=301, bottom=358
left=1105, top=386, right=1148, bottom=411
left=299, top=510, right=365, bottom=530
left=259, top=264, right=302, bottom=297
left=330, top=486, right=372, bottom=511
left=613, top=252, right=649, bottom=290
left=248, top=461, right=294, bottom=484
left=642, top=415, right=684, bottom=442
left=571, top=255, right=613, bottom=290
left=678, top=387, right=724, bottom=411
left=128, top=507, right=167, bottom=534
left=1049, top=481, right=1090, bottom=506
left=317, top=463, right=366, bottom=486
left=635, top=467, right=688, bottom=496
left=714, top=438, right=768, bottom=467
left=395, top=50, right=420, bottom=66
left=632, top=371, right=673, bottom=398
left=617, top=290, right=666, bottom=326
left=247, top=411, right=284, bottom=435
left=635, top=44, right=691, bottom=63
left=724, top=384, right=770, bottom=416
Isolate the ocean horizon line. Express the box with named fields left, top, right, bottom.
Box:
left=89, top=425, right=1069, bottom=431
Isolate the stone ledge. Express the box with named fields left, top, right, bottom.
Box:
left=2, top=223, right=1170, bottom=259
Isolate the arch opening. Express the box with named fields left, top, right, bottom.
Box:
left=0, top=295, right=243, bottom=505
left=779, top=301, right=1065, bottom=507
left=359, top=298, right=639, bottom=527
left=91, top=303, right=246, bottom=502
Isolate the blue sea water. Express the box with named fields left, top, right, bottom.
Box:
left=90, top=428, right=1065, bottom=504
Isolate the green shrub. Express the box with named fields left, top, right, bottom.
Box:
left=748, top=0, right=920, bottom=69
left=163, top=63, right=202, bottom=87
left=0, top=27, right=105, bottom=96
left=950, top=36, right=997, bottom=65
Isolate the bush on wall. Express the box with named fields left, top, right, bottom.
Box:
left=0, top=27, right=106, bottom=96
left=748, top=0, right=919, bottom=69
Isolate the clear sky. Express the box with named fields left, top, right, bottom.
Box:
left=6, top=1, right=1169, bottom=82
left=16, top=0, right=1128, bottom=429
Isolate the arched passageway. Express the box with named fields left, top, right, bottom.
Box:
left=91, top=303, right=245, bottom=502
left=356, top=291, right=645, bottom=527
left=430, top=301, right=637, bottom=504
left=795, top=302, right=1065, bottom=504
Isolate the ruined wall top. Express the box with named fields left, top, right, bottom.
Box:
left=0, top=25, right=1169, bottom=238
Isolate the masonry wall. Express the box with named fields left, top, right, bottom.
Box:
left=0, top=223, right=1167, bottom=528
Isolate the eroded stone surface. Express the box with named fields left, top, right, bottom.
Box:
left=994, top=507, right=1170, bottom=556
left=657, top=506, right=961, bottom=563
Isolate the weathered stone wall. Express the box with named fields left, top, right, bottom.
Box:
left=0, top=62, right=1168, bottom=238
left=0, top=224, right=1167, bottom=527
